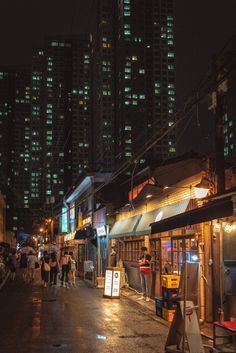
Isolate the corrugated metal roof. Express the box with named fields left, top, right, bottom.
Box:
left=109, top=215, right=141, bottom=238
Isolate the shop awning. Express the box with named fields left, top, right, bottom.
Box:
left=74, top=229, right=87, bottom=240
left=109, top=215, right=141, bottom=238
left=136, top=199, right=190, bottom=236
left=151, top=196, right=235, bottom=234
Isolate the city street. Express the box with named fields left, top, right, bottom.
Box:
left=0, top=274, right=168, bottom=353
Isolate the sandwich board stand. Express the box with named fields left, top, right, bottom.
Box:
left=103, top=267, right=121, bottom=298
left=165, top=260, right=205, bottom=353
left=165, top=300, right=205, bottom=353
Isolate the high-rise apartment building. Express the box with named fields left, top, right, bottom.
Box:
left=0, top=67, right=31, bottom=233
left=93, top=0, right=176, bottom=173
left=92, top=1, right=116, bottom=172
left=0, top=69, right=15, bottom=198
left=29, top=36, right=92, bottom=222
left=216, top=34, right=236, bottom=162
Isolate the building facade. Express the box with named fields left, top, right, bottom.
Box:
left=0, top=67, right=32, bottom=234
left=93, top=0, right=176, bottom=174
left=29, top=36, right=92, bottom=227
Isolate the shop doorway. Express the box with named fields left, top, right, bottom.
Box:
left=171, top=235, right=199, bottom=274
left=77, top=244, right=85, bottom=277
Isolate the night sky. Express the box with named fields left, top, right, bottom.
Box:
left=0, top=0, right=235, bottom=153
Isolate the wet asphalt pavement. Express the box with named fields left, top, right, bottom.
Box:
left=0, top=274, right=168, bottom=353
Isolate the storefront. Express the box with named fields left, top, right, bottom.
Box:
left=109, top=199, right=192, bottom=295
left=150, top=193, right=236, bottom=321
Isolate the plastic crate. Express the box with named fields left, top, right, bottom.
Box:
left=155, top=297, right=163, bottom=317
left=155, top=296, right=163, bottom=308
left=162, top=287, right=179, bottom=300
left=162, top=300, right=178, bottom=310
left=161, top=274, right=180, bottom=289
left=162, top=307, right=176, bottom=322
left=156, top=306, right=163, bottom=317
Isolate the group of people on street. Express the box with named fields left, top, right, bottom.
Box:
left=40, top=250, right=76, bottom=288
left=1, top=246, right=77, bottom=289
left=4, top=243, right=150, bottom=300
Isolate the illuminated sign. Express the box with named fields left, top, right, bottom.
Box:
left=104, top=269, right=121, bottom=298
left=61, top=207, right=68, bottom=233
left=64, top=232, right=75, bottom=241
left=82, top=216, right=91, bottom=226
left=70, top=202, right=75, bottom=220
left=104, top=270, right=113, bottom=296
left=96, top=225, right=106, bottom=237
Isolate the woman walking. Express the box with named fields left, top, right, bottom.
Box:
left=60, top=251, right=70, bottom=288
left=27, top=250, right=37, bottom=282
left=40, top=251, right=50, bottom=287
left=49, top=252, right=59, bottom=286
left=19, top=252, right=28, bottom=283
left=68, top=252, right=76, bottom=287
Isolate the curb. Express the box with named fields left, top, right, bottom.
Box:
left=121, top=289, right=170, bottom=328
left=120, top=288, right=213, bottom=340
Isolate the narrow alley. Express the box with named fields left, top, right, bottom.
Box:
left=0, top=276, right=168, bottom=353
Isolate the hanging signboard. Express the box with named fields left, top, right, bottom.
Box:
left=96, top=225, right=106, bottom=237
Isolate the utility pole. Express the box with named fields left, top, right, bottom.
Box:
left=209, top=55, right=228, bottom=320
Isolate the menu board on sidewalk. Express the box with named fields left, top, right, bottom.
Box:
left=111, top=270, right=120, bottom=297
left=104, top=269, right=113, bottom=296
left=104, top=268, right=121, bottom=298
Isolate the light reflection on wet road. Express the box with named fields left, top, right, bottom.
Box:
left=0, top=276, right=168, bottom=353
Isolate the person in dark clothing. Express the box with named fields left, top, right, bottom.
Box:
left=138, top=246, right=152, bottom=301
left=60, top=251, right=70, bottom=288
left=49, top=252, right=59, bottom=286
left=40, top=251, right=50, bottom=287
left=19, top=252, right=28, bottom=282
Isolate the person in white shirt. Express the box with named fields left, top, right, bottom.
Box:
left=27, top=251, right=37, bottom=282
left=68, top=252, right=76, bottom=287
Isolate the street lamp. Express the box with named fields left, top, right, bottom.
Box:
left=193, top=178, right=211, bottom=199
left=147, top=177, right=212, bottom=200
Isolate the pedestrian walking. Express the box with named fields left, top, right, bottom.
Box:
left=8, top=250, right=17, bottom=281
left=49, top=252, right=60, bottom=286
left=138, top=246, right=152, bottom=302
left=60, top=251, right=70, bottom=288
left=19, top=252, right=28, bottom=283
left=27, top=251, right=37, bottom=282
left=40, top=251, right=50, bottom=287
left=68, top=252, right=76, bottom=287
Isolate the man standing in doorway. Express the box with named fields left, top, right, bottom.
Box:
left=138, top=246, right=151, bottom=301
